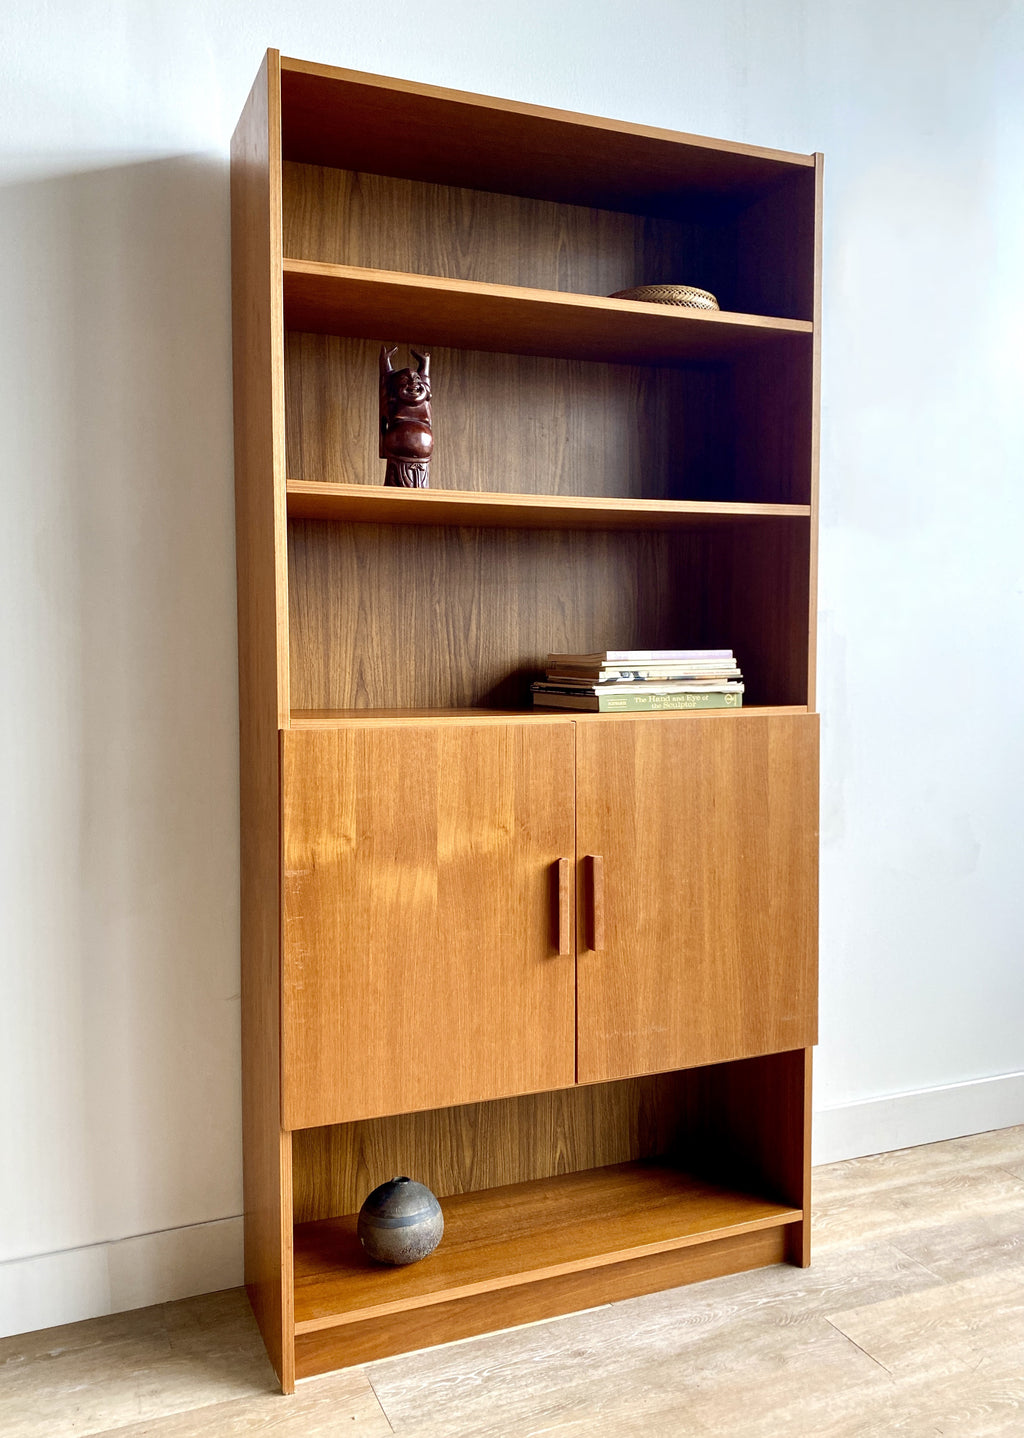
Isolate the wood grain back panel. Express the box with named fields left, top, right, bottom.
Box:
left=292, top=1074, right=690, bottom=1222
left=284, top=336, right=736, bottom=499
left=677, top=1049, right=812, bottom=1206
left=704, top=518, right=812, bottom=707
left=287, top=518, right=811, bottom=711
left=283, top=163, right=701, bottom=297
left=576, top=713, right=818, bottom=1083
left=281, top=720, right=576, bottom=1129
left=287, top=520, right=706, bottom=710
left=732, top=336, right=814, bottom=505
left=733, top=167, right=818, bottom=322
left=281, top=159, right=822, bottom=322
left=670, top=1047, right=813, bottom=1265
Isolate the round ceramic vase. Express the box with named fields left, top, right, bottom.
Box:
left=357, top=1177, right=444, bottom=1265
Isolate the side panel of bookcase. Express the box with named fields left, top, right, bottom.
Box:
left=231, top=48, right=294, bottom=1393
left=679, top=1047, right=813, bottom=1267
left=807, top=152, right=824, bottom=711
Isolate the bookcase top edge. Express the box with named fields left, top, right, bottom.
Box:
left=277, top=54, right=816, bottom=184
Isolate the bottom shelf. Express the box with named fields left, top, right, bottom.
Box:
left=293, top=1160, right=801, bottom=1335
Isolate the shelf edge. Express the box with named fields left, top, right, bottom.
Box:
left=282, top=258, right=814, bottom=337
left=292, top=1205, right=800, bottom=1334
left=279, top=56, right=816, bottom=172
left=286, top=481, right=812, bottom=530
left=287, top=707, right=810, bottom=728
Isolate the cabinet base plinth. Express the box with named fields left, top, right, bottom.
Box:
left=294, top=1225, right=788, bottom=1379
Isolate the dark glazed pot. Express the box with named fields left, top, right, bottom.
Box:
left=357, top=1177, right=444, bottom=1265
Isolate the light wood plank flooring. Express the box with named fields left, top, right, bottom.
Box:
left=2, top=1126, right=1022, bottom=1436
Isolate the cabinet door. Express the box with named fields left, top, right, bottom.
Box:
left=576, top=713, right=818, bottom=1084
left=281, top=720, right=575, bottom=1129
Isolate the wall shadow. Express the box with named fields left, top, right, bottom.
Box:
left=0, top=153, right=244, bottom=1271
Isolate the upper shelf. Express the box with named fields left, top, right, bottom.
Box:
left=282, top=260, right=812, bottom=365
left=280, top=56, right=814, bottom=214
left=287, top=481, right=811, bottom=531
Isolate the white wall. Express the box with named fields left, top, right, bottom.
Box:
left=2, top=0, right=1022, bottom=1337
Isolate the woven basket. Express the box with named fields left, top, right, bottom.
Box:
left=610, top=284, right=720, bottom=311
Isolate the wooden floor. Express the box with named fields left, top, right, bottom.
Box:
left=3, top=1126, right=1023, bottom=1437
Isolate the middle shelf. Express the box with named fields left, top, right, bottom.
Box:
left=286, top=480, right=811, bottom=530
left=283, top=258, right=813, bottom=364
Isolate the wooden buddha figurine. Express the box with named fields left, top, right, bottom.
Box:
left=380, top=345, right=432, bottom=487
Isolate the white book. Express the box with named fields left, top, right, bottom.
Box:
left=546, top=649, right=734, bottom=665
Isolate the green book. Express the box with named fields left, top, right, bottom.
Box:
left=534, top=690, right=744, bottom=712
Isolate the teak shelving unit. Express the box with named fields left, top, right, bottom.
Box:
left=231, top=50, right=821, bottom=1392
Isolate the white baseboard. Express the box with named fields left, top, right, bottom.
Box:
left=813, top=1070, right=1024, bottom=1167
left=0, top=1215, right=243, bottom=1341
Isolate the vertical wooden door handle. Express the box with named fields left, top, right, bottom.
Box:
left=558, top=857, right=571, bottom=956
left=588, top=854, right=605, bottom=952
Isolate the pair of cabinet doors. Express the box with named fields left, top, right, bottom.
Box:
left=280, top=713, right=818, bottom=1131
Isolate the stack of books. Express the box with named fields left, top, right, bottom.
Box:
left=531, top=649, right=744, bottom=712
